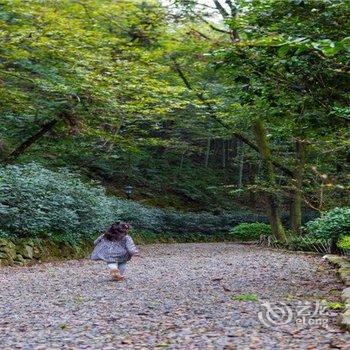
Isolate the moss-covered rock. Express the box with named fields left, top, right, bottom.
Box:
left=324, top=255, right=350, bottom=330
left=324, top=254, right=347, bottom=266
left=325, top=255, right=350, bottom=286
left=33, top=244, right=44, bottom=259
left=0, top=238, right=93, bottom=267
left=0, top=238, right=9, bottom=247
left=16, top=244, right=34, bottom=259
left=0, top=244, right=17, bottom=261
left=341, top=288, right=350, bottom=302
left=14, top=254, right=26, bottom=265
left=339, top=309, right=350, bottom=331
left=0, top=258, right=9, bottom=267
left=0, top=251, right=8, bottom=259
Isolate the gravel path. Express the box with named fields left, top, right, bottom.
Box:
left=0, top=243, right=349, bottom=349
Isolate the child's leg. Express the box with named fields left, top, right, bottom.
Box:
left=107, top=263, right=118, bottom=270
left=107, top=262, right=122, bottom=281
left=118, top=262, right=127, bottom=276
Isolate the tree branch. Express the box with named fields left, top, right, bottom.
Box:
left=197, top=15, right=232, bottom=35
left=171, top=58, right=294, bottom=177
left=4, top=119, right=58, bottom=163
left=3, top=108, right=76, bottom=163
left=213, top=0, right=229, bottom=18
left=188, top=28, right=211, bottom=40
left=225, top=0, right=238, bottom=16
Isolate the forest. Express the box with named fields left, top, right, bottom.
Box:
left=1, top=1, right=350, bottom=348
left=0, top=0, right=349, bottom=249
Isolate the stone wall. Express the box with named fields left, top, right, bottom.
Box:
left=0, top=238, right=93, bottom=267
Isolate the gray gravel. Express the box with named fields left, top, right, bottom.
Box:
left=0, top=243, right=349, bottom=349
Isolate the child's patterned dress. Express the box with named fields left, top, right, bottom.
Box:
left=91, top=234, right=138, bottom=263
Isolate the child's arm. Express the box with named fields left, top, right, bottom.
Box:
left=125, top=235, right=138, bottom=255
left=94, top=234, right=104, bottom=245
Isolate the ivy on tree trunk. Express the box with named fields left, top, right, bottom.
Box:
left=290, top=139, right=308, bottom=234
left=253, top=119, right=287, bottom=243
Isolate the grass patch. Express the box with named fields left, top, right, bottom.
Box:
left=327, top=301, right=344, bottom=310
left=231, top=293, right=259, bottom=302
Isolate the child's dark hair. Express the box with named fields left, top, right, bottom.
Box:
left=104, top=221, right=131, bottom=241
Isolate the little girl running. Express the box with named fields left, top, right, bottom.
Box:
left=91, top=221, right=138, bottom=281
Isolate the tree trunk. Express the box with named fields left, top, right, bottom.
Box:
left=253, top=119, right=287, bottom=243
left=290, top=139, right=307, bottom=234
left=5, top=119, right=58, bottom=162
left=237, top=139, right=244, bottom=188
left=222, top=139, right=226, bottom=168
left=205, top=136, right=211, bottom=167
left=226, top=140, right=231, bottom=163
left=178, top=150, right=186, bottom=177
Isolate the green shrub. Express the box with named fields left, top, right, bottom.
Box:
left=115, top=200, right=165, bottom=232
left=130, top=230, right=164, bottom=244
left=0, top=163, right=118, bottom=242
left=0, top=163, right=271, bottom=244
left=306, top=207, right=350, bottom=240
left=337, top=235, right=350, bottom=251
left=228, top=222, right=271, bottom=241
left=130, top=229, right=230, bottom=244
left=287, top=235, right=330, bottom=253
left=232, top=293, right=258, bottom=302
left=115, top=200, right=268, bottom=235
left=161, top=211, right=267, bottom=234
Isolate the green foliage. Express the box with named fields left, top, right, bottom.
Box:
left=161, top=211, right=268, bottom=234
left=0, top=0, right=349, bottom=238
left=117, top=204, right=268, bottom=234
left=306, top=207, right=350, bottom=240
left=285, top=207, right=349, bottom=253
left=229, top=223, right=271, bottom=241
left=50, top=232, right=83, bottom=247
left=326, top=301, right=344, bottom=311
left=130, top=229, right=230, bottom=244
left=0, top=163, right=118, bottom=242
left=286, top=235, right=329, bottom=253
left=231, top=293, right=258, bottom=302
left=115, top=200, right=165, bottom=232
left=337, top=235, right=350, bottom=251
left=0, top=163, right=268, bottom=243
